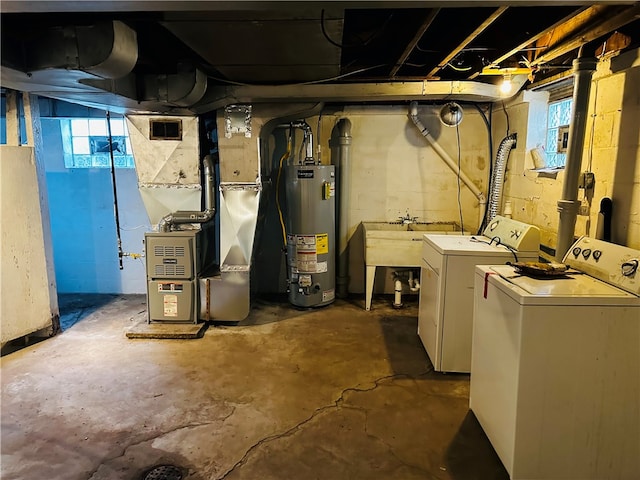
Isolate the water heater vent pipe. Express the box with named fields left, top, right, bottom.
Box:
left=158, top=154, right=216, bottom=232
left=289, top=120, right=314, bottom=163
left=409, top=102, right=486, bottom=227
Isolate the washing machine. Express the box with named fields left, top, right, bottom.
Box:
left=418, top=216, right=540, bottom=373
left=470, top=236, right=640, bottom=480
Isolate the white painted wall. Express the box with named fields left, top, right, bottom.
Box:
left=42, top=113, right=150, bottom=294
left=1, top=92, right=58, bottom=344
left=498, top=48, right=640, bottom=252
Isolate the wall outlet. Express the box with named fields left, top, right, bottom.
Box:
left=579, top=171, right=596, bottom=190
left=579, top=202, right=591, bottom=216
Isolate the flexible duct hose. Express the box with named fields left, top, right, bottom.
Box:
left=486, top=133, right=517, bottom=223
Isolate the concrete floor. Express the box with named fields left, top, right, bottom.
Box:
left=1, top=293, right=508, bottom=480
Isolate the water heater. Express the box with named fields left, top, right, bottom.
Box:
left=285, top=164, right=336, bottom=307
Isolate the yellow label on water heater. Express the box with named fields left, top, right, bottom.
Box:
left=316, top=233, right=328, bottom=254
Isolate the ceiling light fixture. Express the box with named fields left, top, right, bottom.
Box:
left=439, top=102, right=463, bottom=127
left=500, top=74, right=513, bottom=94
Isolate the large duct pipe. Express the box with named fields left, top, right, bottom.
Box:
left=555, top=57, right=597, bottom=261
left=409, top=102, right=487, bottom=228
left=158, top=154, right=216, bottom=232
left=486, top=133, right=518, bottom=224
left=335, top=118, right=352, bottom=298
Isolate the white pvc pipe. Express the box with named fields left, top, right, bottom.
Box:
left=409, top=102, right=487, bottom=228
left=393, top=277, right=403, bottom=308
left=409, top=270, right=420, bottom=292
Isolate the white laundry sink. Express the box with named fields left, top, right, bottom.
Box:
left=362, top=221, right=464, bottom=310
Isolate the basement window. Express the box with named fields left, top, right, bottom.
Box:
left=545, top=97, right=573, bottom=168
left=62, top=117, right=135, bottom=168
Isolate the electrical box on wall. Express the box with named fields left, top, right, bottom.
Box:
left=557, top=125, right=570, bottom=153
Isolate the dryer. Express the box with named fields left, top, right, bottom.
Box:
left=418, top=216, right=540, bottom=373
left=470, top=236, right=640, bottom=479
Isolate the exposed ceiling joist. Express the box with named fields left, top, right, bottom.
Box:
left=467, top=5, right=591, bottom=79
left=530, top=3, right=640, bottom=67
left=427, top=6, right=508, bottom=79
left=389, top=8, right=440, bottom=78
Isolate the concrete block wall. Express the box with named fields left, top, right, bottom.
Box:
left=320, top=105, right=490, bottom=294
left=500, top=48, right=640, bottom=251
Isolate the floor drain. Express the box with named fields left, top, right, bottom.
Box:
left=143, top=465, right=183, bottom=480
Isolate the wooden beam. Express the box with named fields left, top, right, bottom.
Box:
left=468, top=5, right=592, bottom=79
left=390, top=8, right=440, bottom=78
left=426, top=6, right=508, bottom=79
left=530, top=4, right=640, bottom=66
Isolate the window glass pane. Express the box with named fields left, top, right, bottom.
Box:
left=92, top=154, right=111, bottom=168
left=109, top=118, right=125, bottom=136
left=559, top=99, right=572, bottom=126
left=73, top=155, right=92, bottom=167
left=72, top=137, right=90, bottom=154
left=71, top=119, right=89, bottom=136
left=89, top=119, right=107, bottom=136
left=64, top=116, right=134, bottom=169
left=545, top=98, right=573, bottom=168
left=546, top=128, right=558, bottom=153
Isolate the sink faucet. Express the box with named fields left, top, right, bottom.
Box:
left=398, top=211, right=418, bottom=224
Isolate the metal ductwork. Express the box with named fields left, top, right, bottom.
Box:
left=142, top=65, right=208, bottom=107
left=158, top=154, right=216, bottom=232
left=194, top=81, right=516, bottom=114
left=24, top=20, right=138, bottom=79
left=486, top=133, right=518, bottom=224
left=556, top=57, right=597, bottom=261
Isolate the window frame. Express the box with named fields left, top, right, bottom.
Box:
left=62, top=117, right=135, bottom=169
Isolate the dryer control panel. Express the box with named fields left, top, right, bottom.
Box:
left=482, top=216, right=540, bottom=252
left=564, top=236, right=640, bottom=296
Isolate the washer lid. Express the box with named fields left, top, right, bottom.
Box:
left=423, top=234, right=532, bottom=256
left=482, top=265, right=639, bottom=306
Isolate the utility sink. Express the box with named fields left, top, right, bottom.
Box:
left=362, top=221, right=464, bottom=310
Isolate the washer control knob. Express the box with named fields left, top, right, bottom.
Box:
left=572, top=247, right=582, bottom=258
left=593, top=250, right=602, bottom=262
left=582, top=248, right=591, bottom=260
left=621, top=259, right=639, bottom=277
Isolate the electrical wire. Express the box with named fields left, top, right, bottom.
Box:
left=206, top=64, right=387, bottom=87
left=473, top=103, right=493, bottom=234
left=470, top=235, right=519, bottom=262
left=320, top=9, right=394, bottom=49
left=456, top=123, right=464, bottom=234
left=587, top=80, right=598, bottom=172
left=502, top=100, right=510, bottom=136
left=446, top=62, right=472, bottom=72
left=276, top=129, right=292, bottom=246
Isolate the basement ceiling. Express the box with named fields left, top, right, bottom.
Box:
left=2, top=1, right=639, bottom=114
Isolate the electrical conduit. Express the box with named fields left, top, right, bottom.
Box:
left=408, top=102, right=486, bottom=228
